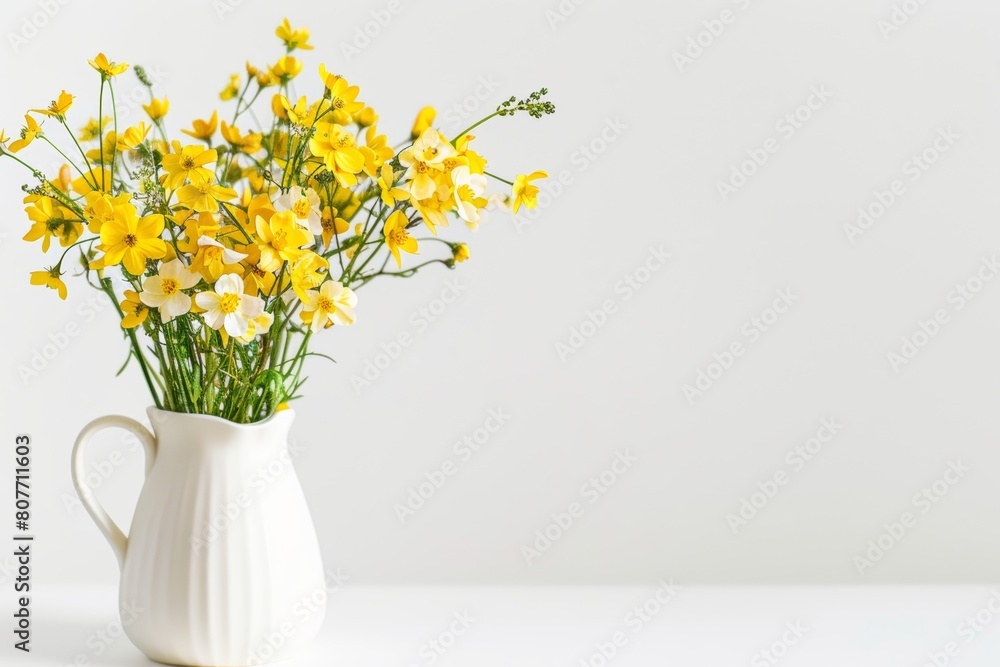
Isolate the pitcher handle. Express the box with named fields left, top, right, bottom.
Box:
left=71, top=415, right=157, bottom=571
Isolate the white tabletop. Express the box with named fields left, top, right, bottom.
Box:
left=22, top=584, right=1000, bottom=665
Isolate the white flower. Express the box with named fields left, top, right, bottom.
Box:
left=452, top=166, right=487, bottom=227
left=301, top=281, right=357, bottom=332
left=197, top=235, right=248, bottom=264
left=195, top=274, right=265, bottom=338
left=237, top=311, right=274, bottom=344
left=139, top=259, right=200, bottom=322
left=275, top=186, right=322, bottom=235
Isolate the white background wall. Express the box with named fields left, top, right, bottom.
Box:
left=0, top=0, right=998, bottom=587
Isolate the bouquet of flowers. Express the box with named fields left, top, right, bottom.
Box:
left=5, top=18, right=554, bottom=423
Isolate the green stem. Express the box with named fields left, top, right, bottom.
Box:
left=40, top=137, right=93, bottom=185
left=101, top=279, right=163, bottom=409
left=452, top=111, right=502, bottom=145
left=60, top=118, right=96, bottom=178
left=484, top=170, right=514, bottom=186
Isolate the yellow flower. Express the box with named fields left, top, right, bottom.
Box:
left=195, top=274, right=265, bottom=338
left=120, top=290, right=148, bottom=328
left=139, top=259, right=200, bottom=322
left=31, top=90, right=73, bottom=118
left=360, top=124, right=394, bottom=177
left=255, top=210, right=311, bottom=271
left=143, top=98, right=169, bottom=121
left=345, top=223, right=364, bottom=260
left=276, top=18, right=313, bottom=51
left=325, top=75, right=363, bottom=117
left=290, top=251, right=328, bottom=301
left=174, top=210, right=221, bottom=254
left=256, top=69, right=278, bottom=88
left=399, top=128, right=456, bottom=200
left=354, top=106, right=378, bottom=127
left=272, top=94, right=307, bottom=123
left=452, top=165, right=488, bottom=227
left=176, top=177, right=237, bottom=213
left=300, top=281, right=357, bottom=331
left=23, top=196, right=81, bottom=252
left=383, top=210, right=418, bottom=268
left=454, top=133, right=488, bottom=174
left=270, top=55, right=302, bottom=83
left=413, top=196, right=450, bottom=236
left=8, top=115, right=42, bottom=153
left=71, top=168, right=112, bottom=195
left=453, top=243, right=470, bottom=263
left=89, top=53, right=129, bottom=78
left=82, top=192, right=131, bottom=234
left=116, top=122, right=151, bottom=151
left=192, top=236, right=246, bottom=282
left=50, top=164, right=72, bottom=192
left=411, top=106, right=436, bottom=139
left=181, top=111, right=219, bottom=142
left=99, top=207, right=167, bottom=276
left=511, top=171, right=547, bottom=213
left=238, top=245, right=278, bottom=296
left=308, top=122, right=365, bottom=187
left=161, top=142, right=217, bottom=189
left=86, top=131, right=118, bottom=162
left=30, top=268, right=67, bottom=300
left=317, top=63, right=342, bottom=89
left=220, top=74, right=241, bottom=101
left=220, top=122, right=262, bottom=155
left=377, top=164, right=408, bottom=208
left=0, top=129, right=7, bottom=146
left=319, top=206, right=349, bottom=250
left=78, top=117, right=109, bottom=142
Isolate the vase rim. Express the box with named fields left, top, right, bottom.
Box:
left=145, top=406, right=294, bottom=430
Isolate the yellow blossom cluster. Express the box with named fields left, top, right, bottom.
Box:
left=3, top=19, right=554, bottom=422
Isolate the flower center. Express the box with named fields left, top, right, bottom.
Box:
left=160, top=277, right=179, bottom=295
left=124, top=233, right=138, bottom=248
left=415, top=162, right=429, bottom=174
left=293, top=198, right=311, bottom=218
left=181, top=155, right=196, bottom=170
left=331, top=97, right=345, bottom=110
left=219, top=293, right=241, bottom=314
left=389, top=229, right=409, bottom=246
left=317, top=296, right=335, bottom=312
left=133, top=302, right=146, bottom=315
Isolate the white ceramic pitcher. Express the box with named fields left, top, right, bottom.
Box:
left=71, top=407, right=326, bottom=666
